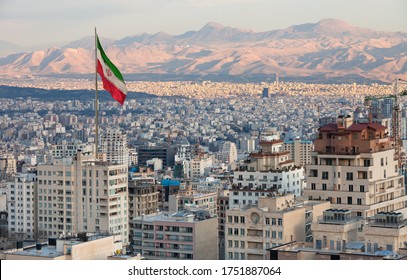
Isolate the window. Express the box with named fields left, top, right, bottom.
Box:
left=364, top=159, right=371, bottom=167
left=349, top=185, right=353, bottom=192
left=360, top=185, right=365, bottom=192
left=240, top=216, right=245, bottom=223
left=347, top=197, right=353, bottom=205
left=265, top=218, right=270, bottom=225
left=311, top=183, right=316, bottom=190
left=357, top=198, right=362, bottom=205
left=240, top=229, right=245, bottom=236
left=272, top=231, right=276, bottom=238
left=346, top=172, right=353, bottom=181
left=381, top=158, right=384, bottom=166
left=278, top=218, right=283, bottom=226
left=234, top=216, right=239, bottom=223
left=322, top=184, right=327, bottom=191
left=337, top=197, right=342, bottom=204
left=228, top=240, right=232, bottom=247
left=322, top=172, right=329, bottom=180
left=278, top=231, right=283, bottom=239
left=271, top=218, right=276, bottom=225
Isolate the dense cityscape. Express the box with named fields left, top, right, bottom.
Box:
left=0, top=78, right=407, bottom=260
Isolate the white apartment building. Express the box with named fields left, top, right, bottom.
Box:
left=37, top=151, right=129, bottom=244
left=175, top=143, right=192, bottom=162
left=7, top=173, right=37, bottom=240
left=231, top=138, right=305, bottom=208
left=51, top=139, right=92, bottom=159
left=219, top=141, right=238, bottom=164
left=100, top=127, right=129, bottom=166
left=240, top=138, right=256, bottom=153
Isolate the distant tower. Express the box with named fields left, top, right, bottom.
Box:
left=100, top=127, right=129, bottom=165
left=276, top=73, right=279, bottom=87
left=262, top=88, right=269, bottom=98
left=220, top=141, right=238, bottom=163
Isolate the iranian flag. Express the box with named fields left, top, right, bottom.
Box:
left=96, top=35, right=127, bottom=105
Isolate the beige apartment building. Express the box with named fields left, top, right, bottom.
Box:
left=0, top=154, right=16, bottom=179
left=169, top=183, right=218, bottom=217
left=225, top=194, right=329, bottom=260
left=131, top=211, right=218, bottom=260
left=128, top=182, right=159, bottom=241
left=271, top=209, right=407, bottom=260
left=0, top=233, right=130, bottom=260
left=304, top=116, right=407, bottom=218
left=37, top=151, right=129, bottom=244
left=283, top=138, right=314, bottom=166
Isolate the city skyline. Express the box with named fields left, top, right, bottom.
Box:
left=1, top=0, right=407, bottom=46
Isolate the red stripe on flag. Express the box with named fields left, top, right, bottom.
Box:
left=97, top=61, right=126, bottom=105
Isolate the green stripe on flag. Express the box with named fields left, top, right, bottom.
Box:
left=96, top=36, right=125, bottom=82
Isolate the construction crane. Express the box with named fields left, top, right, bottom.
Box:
left=364, top=78, right=407, bottom=173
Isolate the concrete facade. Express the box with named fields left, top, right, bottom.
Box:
left=283, top=138, right=314, bottom=166
left=225, top=194, right=329, bottom=260
left=6, top=173, right=37, bottom=240
left=37, top=151, right=129, bottom=244
left=131, top=211, right=218, bottom=260
left=1, top=234, right=124, bottom=260
left=304, top=116, right=407, bottom=218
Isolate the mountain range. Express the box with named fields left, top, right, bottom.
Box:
left=1, top=19, right=406, bottom=83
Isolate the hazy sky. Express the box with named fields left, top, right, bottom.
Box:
left=1, top=0, right=406, bottom=46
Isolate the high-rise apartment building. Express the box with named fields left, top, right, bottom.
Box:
left=283, top=138, right=314, bottom=166
left=219, top=141, right=238, bottom=164
left=128, top=182, right=159, bottom=241
left=239, top=138, right=256, bottom=153
left=6, top=173, right=37, bottom=240
left=304, top=116, right=407, bottom=218
left=37, top=152, right=129, bottom=244
left=100, top=127, right=129, bottom=166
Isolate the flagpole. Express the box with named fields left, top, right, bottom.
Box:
left=95, top=27, right=99, bottom=160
